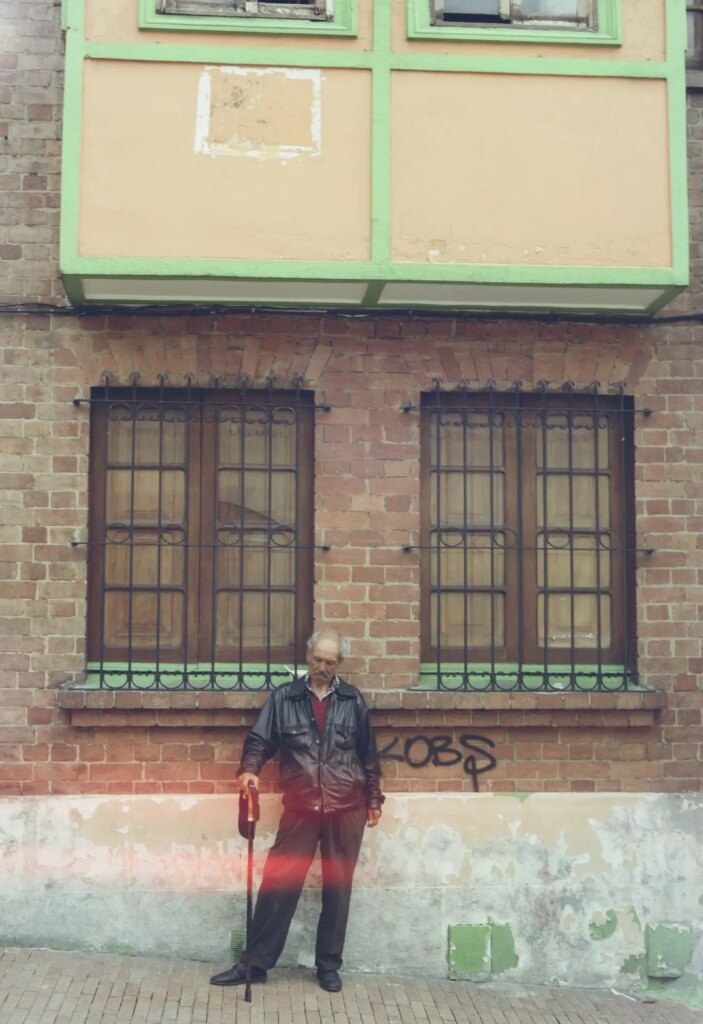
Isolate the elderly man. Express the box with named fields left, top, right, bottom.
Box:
left=210, top=627, right=384, bottom=993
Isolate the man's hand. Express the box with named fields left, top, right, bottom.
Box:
left=366, top=808, right=381, bottom=828
left=239, top=772, right=259, bottom=794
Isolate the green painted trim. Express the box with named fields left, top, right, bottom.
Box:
left=61, top=275, right=86, bottom=305
left=667, top=0, right=690, bottom=290
left=61, top=0, right=77, bottom=32
left=59, top=0, right=84, bottom=284
left=138, top=0, right=356, bottom=36
left=644, top=284, right=687, bottom=315
left=83, top=41, right=377, bottom=69
left=416, top=662, right=640, bottom=692
left=370, top=0, right=391, bottom=265
left=81, top=661, right=307, bottom=690
left=407, top=0, right=620, bottom=45
left=360, top=281, right=386, bottom=305
left=63, top=256, right=683, bottom=286
left=81, top=40, right=671, bottom=79
left=390, top=55, right=668, bottom=78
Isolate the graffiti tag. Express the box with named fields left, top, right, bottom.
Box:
left=378, top=733, right=497, bottom=792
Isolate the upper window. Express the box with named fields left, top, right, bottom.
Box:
left=87, top=385, right=314, bottom=690
left=431, top=0, right=594, bottom=30
left=408, top=0, right=620, bottom=43
left=156, top=0, right=331, bottom=21
left=420, top=386, right=637, bottom=692
left=139, top=0, right=356, bottom=35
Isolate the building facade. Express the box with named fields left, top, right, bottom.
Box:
left=0, top=0, right=701, bottom=999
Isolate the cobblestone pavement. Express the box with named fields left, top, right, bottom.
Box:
left=1, top=948, right=701, bottom=1024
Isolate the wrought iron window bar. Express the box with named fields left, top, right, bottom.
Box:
left=412, top=380, right=639, bottom=692
left=81, top=373, right=318, bottom=690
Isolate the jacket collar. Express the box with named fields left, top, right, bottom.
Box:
left=286, top=675, right=355, bottom=700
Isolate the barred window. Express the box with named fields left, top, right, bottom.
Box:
left=420, top=386, right=637, bottom=691
left=87, top=385, right=314, bottom=690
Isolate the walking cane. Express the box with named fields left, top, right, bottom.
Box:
left=238, top=780, right=260, bottom=1003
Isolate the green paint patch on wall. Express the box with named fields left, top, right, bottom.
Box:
left=448, top=924, right=491, bottom=980
left=646, top=973, right=703, bottom=1010
left=589, top=910, right=618, bottom=940
left=490, top=923, right=519, bottom=974
left=448, top=923, right=518, bottom=981
left=646, top=924, right=692, bottom=979
left=621, top=954, right=646, bottom=976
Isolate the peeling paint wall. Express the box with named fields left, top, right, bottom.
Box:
left=1, top=793, right=701, bottom=999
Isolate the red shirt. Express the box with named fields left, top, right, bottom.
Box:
left=310, top=689, right=332, bottom=736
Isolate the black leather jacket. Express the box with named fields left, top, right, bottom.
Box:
left=239, top=676, right=384, bottom=814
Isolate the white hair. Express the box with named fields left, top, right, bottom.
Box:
left=306, top=629, right=350, bottom=660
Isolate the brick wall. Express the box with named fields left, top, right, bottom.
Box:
left=0, top=0, right=701, bottom=797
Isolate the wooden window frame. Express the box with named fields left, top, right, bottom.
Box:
left=408, top=0, right=620, bottom=44
left=87, top=385, right=314, bottom=690
left=419, top=387, right=637, bottom=691
left=156, top=0, right=333, bottom=21
left=139, top=0, right=356, bottom=36
left=430, top=0, right=595, bottom=31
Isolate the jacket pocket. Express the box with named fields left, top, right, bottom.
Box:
left=282, top=725, right=311, bottom=751
left=334, top=725, right=356, bottom=751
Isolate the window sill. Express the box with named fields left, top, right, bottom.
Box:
left=57, top=685, right=665, bottom=728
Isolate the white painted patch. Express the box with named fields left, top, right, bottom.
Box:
left=194, top=65, right=322, bottom=162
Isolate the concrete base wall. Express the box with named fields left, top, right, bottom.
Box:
left=1, top=793, right=702, bottom=1000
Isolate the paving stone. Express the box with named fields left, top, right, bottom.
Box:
left=0, top=949, right=701, bottom=1024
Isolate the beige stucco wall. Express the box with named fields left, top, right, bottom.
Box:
left=78, top=60, right=673, bottom=269
left=76, top=0, right=674, bottom=273
left=391, top=73, right=672, bottom=267
left=78, top=60, right=372, bottom=261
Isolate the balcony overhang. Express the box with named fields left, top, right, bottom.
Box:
left=61, top=266, right=685, bottom=316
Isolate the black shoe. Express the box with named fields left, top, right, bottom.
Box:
left=317, top=969, right=342, bottom=992
left=209, top=963, right=267, bottom=986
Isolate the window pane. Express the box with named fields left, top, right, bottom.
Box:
left=104, top=591, right=184, bottom=649
left=431, top=471, right=504, bottom=527
left=105, top=530, right=185, bottom=586
left=249, top=410, right=272, bottom=465
left=443, top=0, right=500, bottom=14
left=537, top=414, right=609, bottom=471
left=431, top=412, right=504, bottom=468
left=521, top=0, right=579, bottom=16
left=431, top=591, right=504, bottom=648
left=538, top=594, right=610, bottom=648
left=218, top=406, right=298, bottom=467
left=216, top=591, right=294, bottom=650
left=106, top=469, right=186, bottom=525
left=539, top=475, right=609, bottom=529
left=217, top=531, right=295, bottom=587
left=218, top=469, right=296, bottom=527
left=432, top=533, right=505, bottom=587
left=538, top=532, right=610, bottom=588
left=107, top=406, right=187, bottom=465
